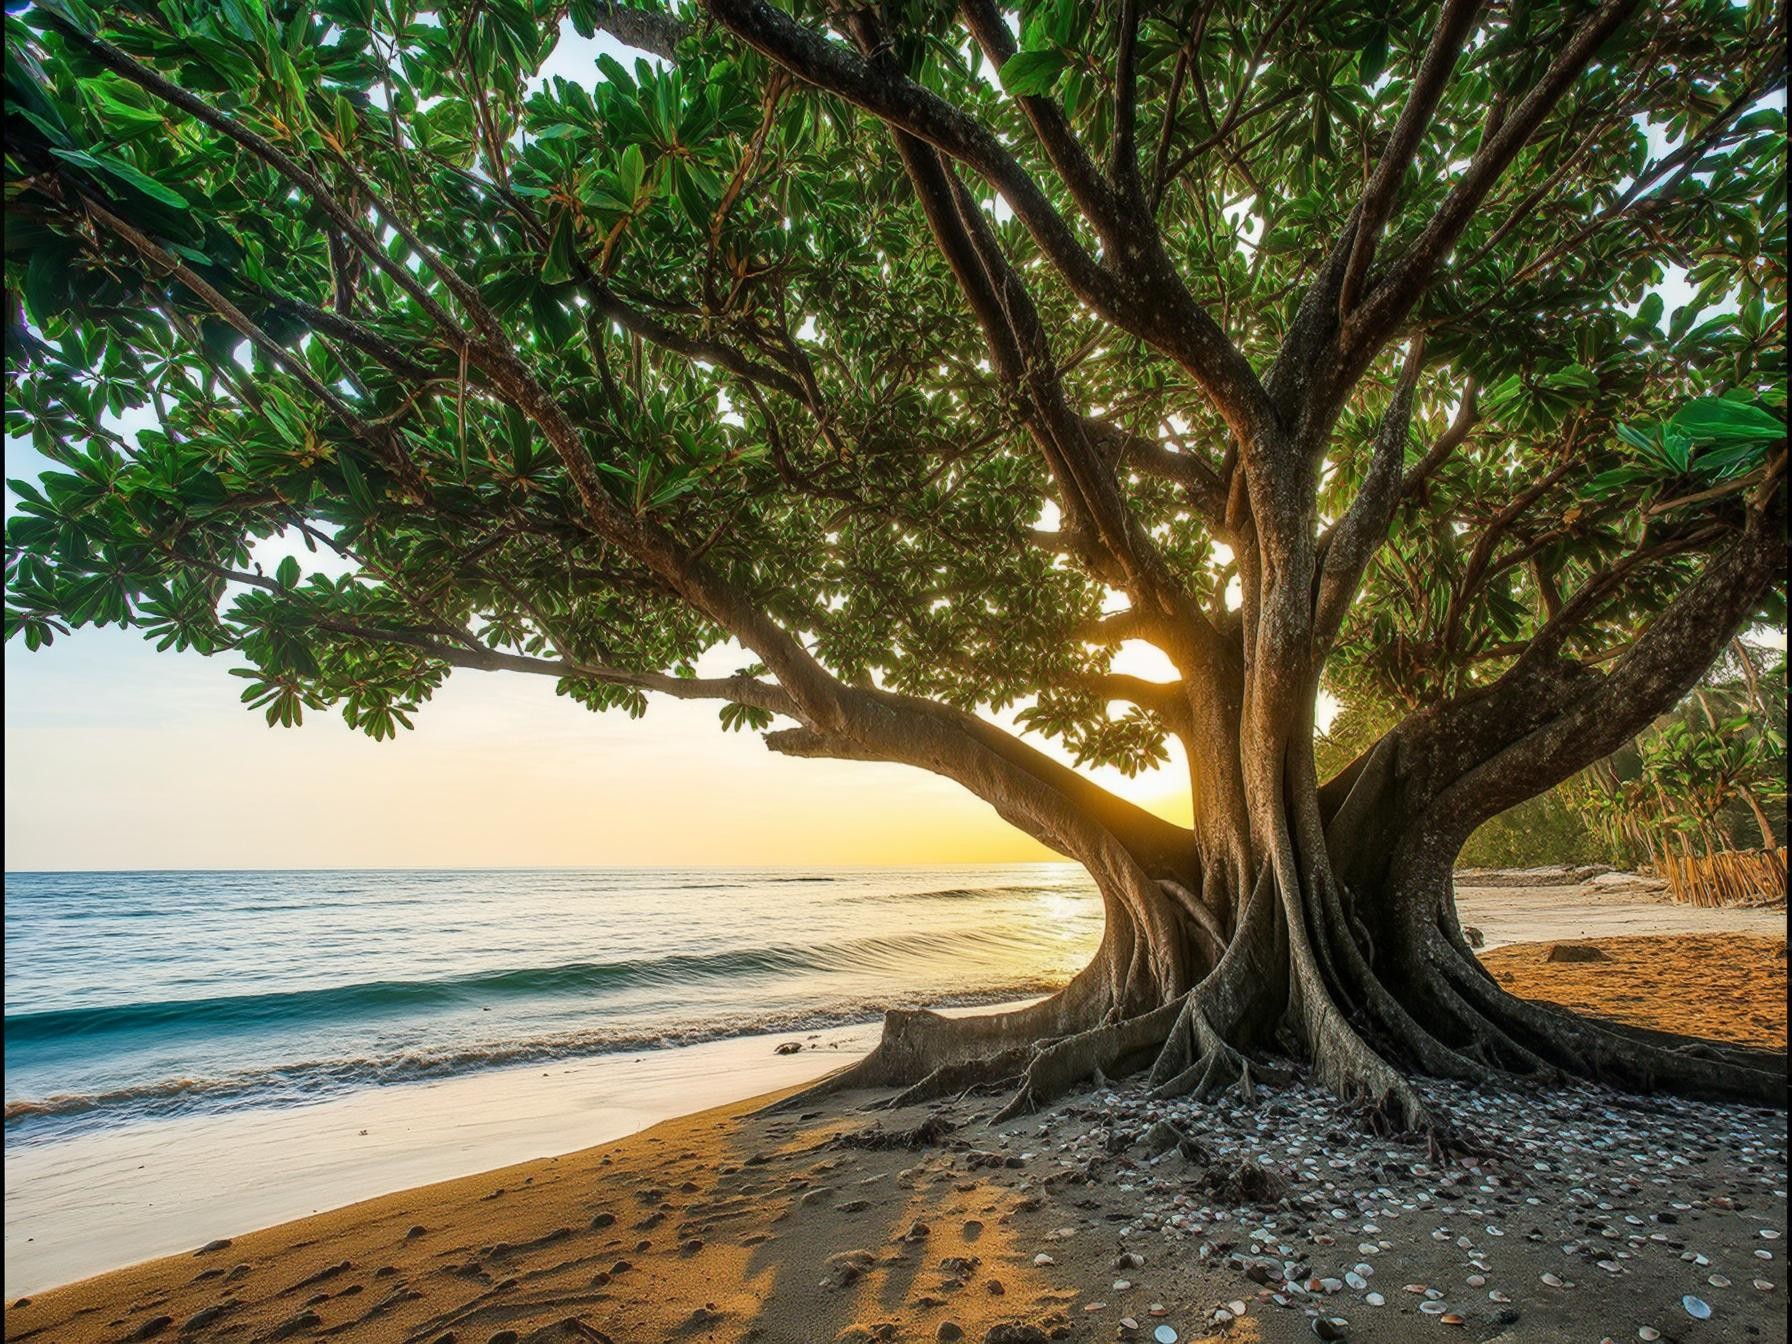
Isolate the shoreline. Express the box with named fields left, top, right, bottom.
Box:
left=4, top=881, right=1785, bottom=1303
left=5, top=931, right=1784, bottom=1344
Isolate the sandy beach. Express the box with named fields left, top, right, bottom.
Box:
left=5, top=881, right=1786, bottom=1343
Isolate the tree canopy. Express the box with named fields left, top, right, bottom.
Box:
left=7, top=0, right=1783, bottom=757
left=5, top=0, right=1787, bottom=1123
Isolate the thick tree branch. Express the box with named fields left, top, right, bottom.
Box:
left=583, top=2, right=690, bottom=60
left=1424, top=491, right=1785, bottom=840
left=1313, top=340, right=1426, bottom=645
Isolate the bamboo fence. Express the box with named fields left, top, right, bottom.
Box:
left=1656, top=846, right=1788, bottom=908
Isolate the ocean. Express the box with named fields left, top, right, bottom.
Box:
left=3, top=865, right=1101, bottom=1144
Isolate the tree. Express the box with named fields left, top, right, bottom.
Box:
left=6, top=0, right=1786, bottom=1132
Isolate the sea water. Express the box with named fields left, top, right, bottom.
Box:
left=4, top=866, right=1101, bottom=1143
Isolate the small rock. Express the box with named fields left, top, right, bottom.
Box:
left=1546, top=943, right=1609, bottom=963
left=825, top=1250, right=876, bottom=1289
left=775, top=1041, right=803, bottom=1055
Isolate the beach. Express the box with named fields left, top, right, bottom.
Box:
left=4, top=871, right=1787, bottom=1342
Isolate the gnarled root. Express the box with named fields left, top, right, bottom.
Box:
left=881, top=1045, right=1035, bottom=1110
left=757, top=967, right=1111, bottom=1115
left=990, top=999, right=1184, bottom=1123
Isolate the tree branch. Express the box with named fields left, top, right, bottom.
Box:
left=1337, top=0, right=1484, bottom=318
left=1313, top=339, right=1426, bottom=645
left=1341, top=0, right=1641, bottom=368
left=585, top=2, right=690, bottom=60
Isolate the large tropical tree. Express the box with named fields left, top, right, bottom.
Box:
left=5, top=0, right=1786, bottom=1130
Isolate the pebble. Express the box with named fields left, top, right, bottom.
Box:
left=1682, top=1295, right=1712, bottom=1320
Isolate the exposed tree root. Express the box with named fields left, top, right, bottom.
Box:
left=762, top=835, right=1785, bottom=1136
left=880, top=1046, right=1035, bottom=1110
left=756, top=966, right=1112, bottom=1115
left=990, top=999, right=1184, bottom=1123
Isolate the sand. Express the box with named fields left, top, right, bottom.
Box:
left=6, top=929, right=1787, bottom=1344
left=1480, top=933, right=1787, bottom=1050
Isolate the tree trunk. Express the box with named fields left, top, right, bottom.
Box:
left=773, top=726, right=1787, bottom=1132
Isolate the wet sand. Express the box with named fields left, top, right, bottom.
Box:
left=6, top=928, right=1786, bottom=1344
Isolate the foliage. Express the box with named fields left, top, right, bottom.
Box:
left=1457, top=789, right=1608, bottom=870
left=3, top=0, right=1785, bottom=806
left=1566, top=643, right=1788, bottom=864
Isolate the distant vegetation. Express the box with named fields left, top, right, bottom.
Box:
left=1324, top=638, right=1788, bottom=871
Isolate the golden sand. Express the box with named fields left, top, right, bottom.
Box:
left=1478, top=932, right=1787, bottom=1050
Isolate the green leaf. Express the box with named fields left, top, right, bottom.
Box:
left=49, top=147, right=188, bottom=208
left=998, top=49, right=1069, bottom=98
left=541, top=210, right=579, bottom=285
left=1668, top=398, right=1784, bottom=444
left=1358, top=25, right=1389, bottom=84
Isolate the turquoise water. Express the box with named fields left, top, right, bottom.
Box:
left=3, top=867, right=1100, bottom=1140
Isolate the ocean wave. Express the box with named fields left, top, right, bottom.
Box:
left=849, top=883, right=1082, bottom=903
left=2, top=928, right=1061, bottom=1045
left=2, top=982, right=1063, bottom=1130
